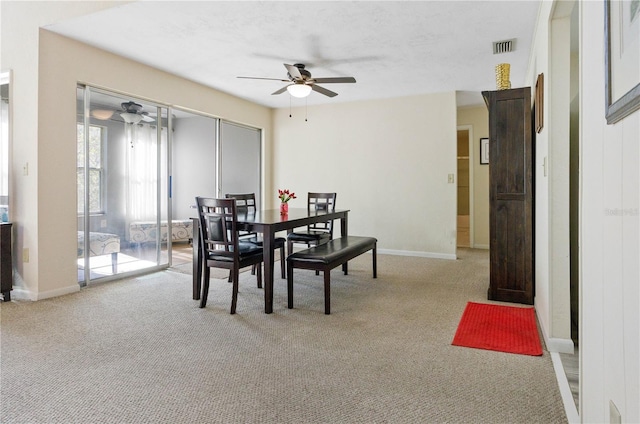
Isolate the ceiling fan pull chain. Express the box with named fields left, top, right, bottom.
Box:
left=289, top=96, right=292, bottom=118
left=305, top=98, right=308, bottom=122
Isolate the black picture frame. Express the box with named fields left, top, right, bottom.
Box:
left=605, top=0, right=640, bottom=124
left=480, top=138, right=489, bottom=165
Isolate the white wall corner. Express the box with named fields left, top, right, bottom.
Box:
left=537, top=308, right=575, bottom=353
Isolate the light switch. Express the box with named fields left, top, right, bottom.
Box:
left=448, top=174, right=455, bottom=184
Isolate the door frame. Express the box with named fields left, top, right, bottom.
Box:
left=457, top=124, right=475, bottom=248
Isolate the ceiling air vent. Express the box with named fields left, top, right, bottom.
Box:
left=493, top=39, right=515, bottom=54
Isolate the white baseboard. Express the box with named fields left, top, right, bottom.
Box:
left=377, top=249, right=457, bottom=260
left=545, top=337, right=575, bottom=354
left=550, top=352, right=580, bottom=423
left=11, top=284, right=80, bottom=301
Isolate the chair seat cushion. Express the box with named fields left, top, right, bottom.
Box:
left=246, top=236, right=286, bottom=248
left=207, top=242, right=263, bottom=261
left=287, top=232, right=330, bottom=243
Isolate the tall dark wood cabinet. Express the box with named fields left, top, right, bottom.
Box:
left=482, top=87, right=534, bottom=305
left=0, top=222, right=13, bottom=301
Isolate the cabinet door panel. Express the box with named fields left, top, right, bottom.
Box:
left=483, top=87, right=534, bottom=305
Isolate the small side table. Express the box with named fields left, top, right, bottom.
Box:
left=0, top=222, right=13, bottom=301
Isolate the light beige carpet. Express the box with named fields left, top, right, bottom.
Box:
left=0, top=249, right=567, bottom=423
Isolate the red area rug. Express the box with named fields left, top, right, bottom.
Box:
left=452, top=302, right=543, bottom=356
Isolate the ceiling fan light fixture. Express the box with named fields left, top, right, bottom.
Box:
left=120, top=112, right=143, bottom=124
left=91, top=109, right=115, bottom=120
left=287, top=83, right=312, bottom=98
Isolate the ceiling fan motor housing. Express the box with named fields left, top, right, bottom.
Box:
left=291, top=63, right=312, bottom=80
left=121, top=101, right=143, bottom=113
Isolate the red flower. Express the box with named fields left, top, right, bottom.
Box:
left=278, top=189, right=296, bottom=203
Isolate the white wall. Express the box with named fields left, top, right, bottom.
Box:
left=580, top=2, right=640, bottom=422
left=272, top=93, right=458, bottom=258
left=2, top=2, right=273, bottom=300
left=527, top=1, right=640, bottom=421
left=525, top=0, right=574, bottom=354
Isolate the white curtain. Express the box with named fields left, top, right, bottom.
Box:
left=126, top=123, right=167, bottom=221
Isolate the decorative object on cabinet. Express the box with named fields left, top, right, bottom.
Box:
left=535, top=73, right=544, bottom=133
left=605, top=0, right=640, bottom=124
left=482, top=87, right=534, bottom=305
left=495, top=63, right=511, bottom=90
left=480, top=138, right=489, bottom=165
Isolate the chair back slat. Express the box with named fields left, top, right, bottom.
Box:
left=196, top=197, right=238, bottom=259
left=225, top=193, right=258, bottom=238
left=307, top=192, right=337, bottom=236
left=226, top=193, right=258, bottom=214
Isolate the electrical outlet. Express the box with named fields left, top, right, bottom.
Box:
left=101, top=219, right=107, bottom=228
left=23, top=162, right=29, bottom=176
left=23, top=248, right=29, bottom=263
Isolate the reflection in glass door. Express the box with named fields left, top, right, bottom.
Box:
left=77, top=87, right=169, bottom=285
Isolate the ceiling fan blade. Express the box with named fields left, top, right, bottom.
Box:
left=237, top=76, right=289, bottom=82
left=311, top=77, right=356, bottom=84
left=284, top=64, right=302, bottom=80
left=141, top=115, right=155, bottom=122
left=271, top=85, right=290, bottom=95
left=311, top=84, right=338, bottom=98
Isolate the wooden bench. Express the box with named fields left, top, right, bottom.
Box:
left=286, top=236, right=377, bottom=314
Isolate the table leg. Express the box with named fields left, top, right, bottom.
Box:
left=341, top=214, right=349, bottom=274
left=263, top=229, right=275, bottom=314
left=192, top=218, right=201, bottom=300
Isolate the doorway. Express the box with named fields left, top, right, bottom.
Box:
left=456, top=127, right=473, bottom=248
left=77, top=87, right=170, bottom=284
left=551, top=0, right=580, bottom=414
left=76, top=88, right=264, bottom=283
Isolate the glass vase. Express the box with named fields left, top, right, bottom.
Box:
left=280, top=202, right=289, bottom=215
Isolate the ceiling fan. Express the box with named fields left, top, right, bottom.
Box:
left=119, top=101, right=155, bottom=124
left=237, top=63, right=356, bottom=98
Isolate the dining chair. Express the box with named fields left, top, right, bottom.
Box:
left=287, top=192, right=337, bottom=258
left=225, top=193, right=286, bottom=280
left=195, top=196, right=263, bottom=314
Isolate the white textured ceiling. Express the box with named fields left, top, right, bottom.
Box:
left=46, top=1, right=540, bottom=109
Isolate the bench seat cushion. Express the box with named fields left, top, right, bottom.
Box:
left=289, top=236, right=377, bottom=265
left=129, top=220, right=193, bottom=243
left=77, top=231, right=120, bottom=258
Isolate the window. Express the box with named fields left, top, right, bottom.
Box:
left=77, top=124, right=105, bottom=214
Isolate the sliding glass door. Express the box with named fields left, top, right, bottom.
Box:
left=219, top=122, right=261, bottom=206
left=77, top=87, right=169, bottom=285
left=77, top=88, right=263, bottom=285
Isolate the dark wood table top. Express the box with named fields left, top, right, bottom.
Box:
left=236, top=208, right=349, bottom=231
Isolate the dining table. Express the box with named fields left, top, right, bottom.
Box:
left=192, top=207, right=350, bottom=313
